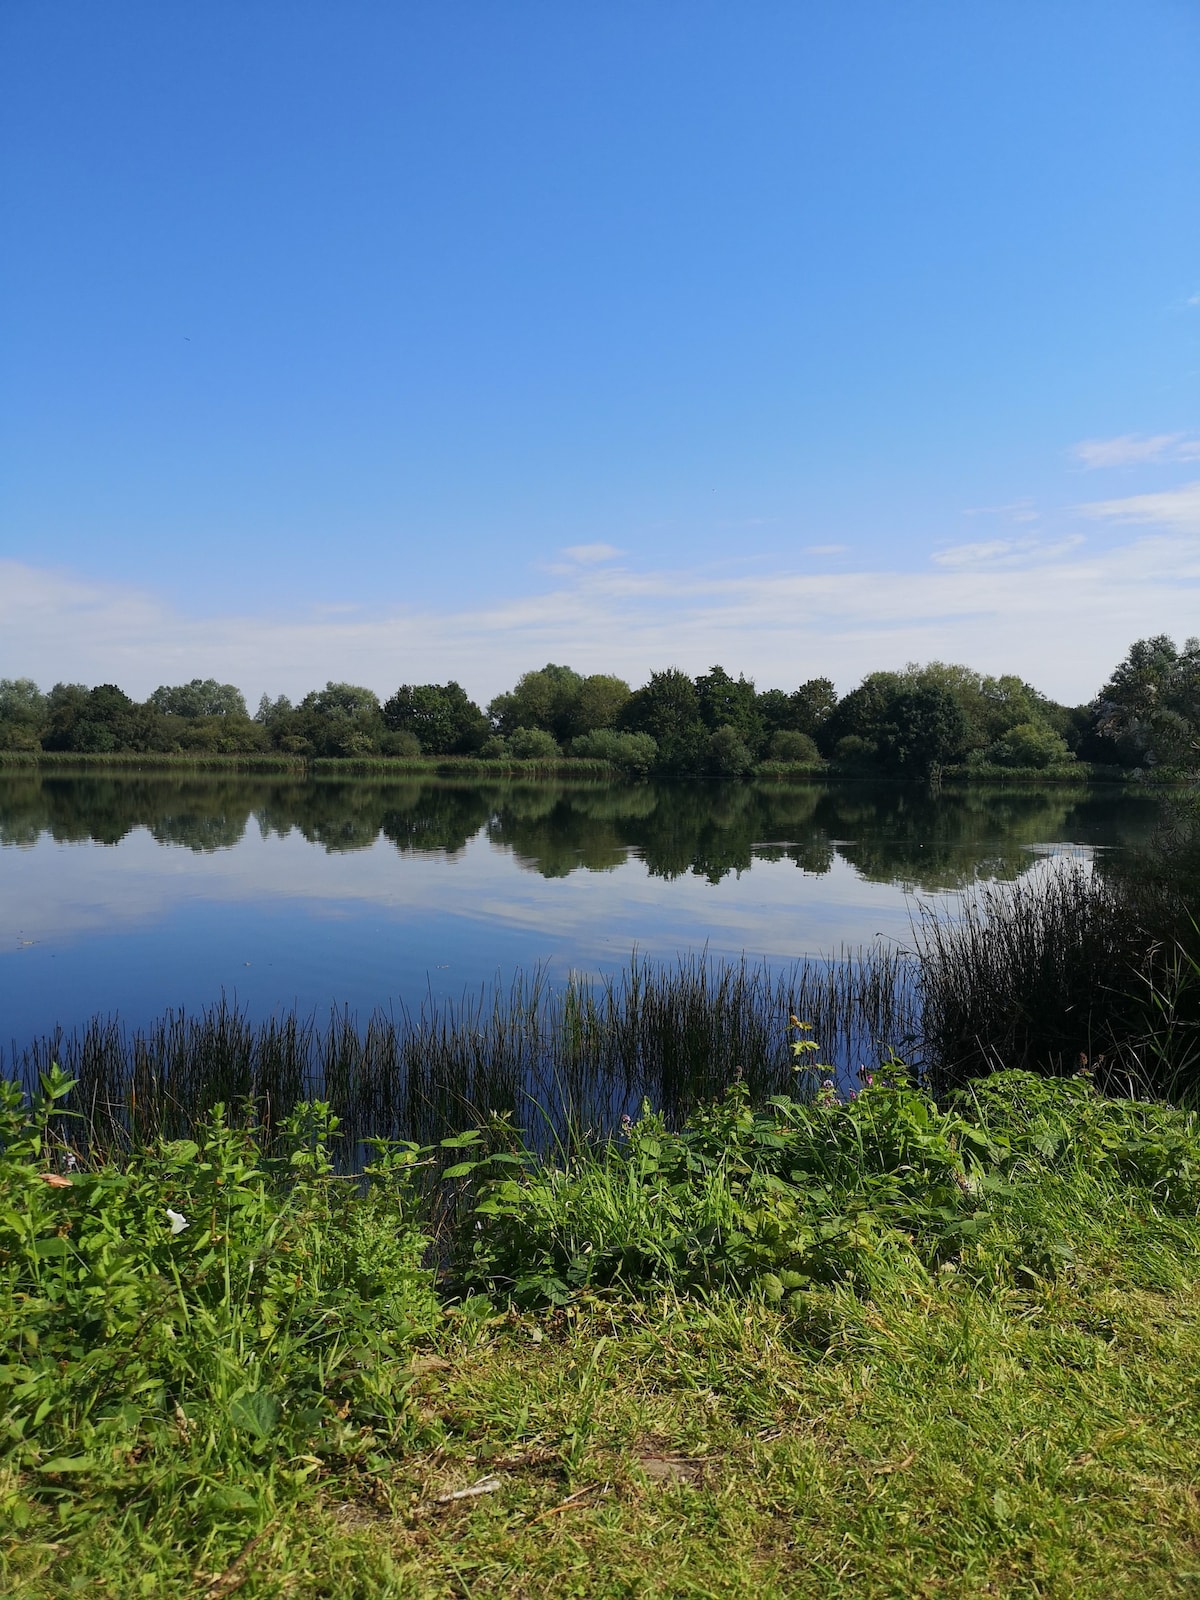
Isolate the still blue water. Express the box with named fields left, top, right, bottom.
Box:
left=0, top=773, right=1165, bottom=1055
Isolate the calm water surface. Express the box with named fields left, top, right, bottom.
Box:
left=0, top=773, right=1165, bottom=1055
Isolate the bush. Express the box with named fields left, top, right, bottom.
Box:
left=507, top=726, right=561, bottom=760
left=977, top=721, right=1072, bottom=770
left=570, top=728, right=658, bottom=777
left=768, top=729, right=821, bottom=764
left=707, top=725, right=755, bottom=777
left=379, top=729, right=422, bottom=757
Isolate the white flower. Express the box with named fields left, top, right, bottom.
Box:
left=166, top=1208, right=189, bottom=1235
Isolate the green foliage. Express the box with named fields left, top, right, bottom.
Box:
left=618, top=668, right=708, bottom=772
left=507, top=726, right=561, bottom=760
left=766, top=728, right=821, bottom=763
left=707, top=724, right=756, bottom=777
left=759, top=677, right=838, bottom=741
left=43, top=683, right=160, bottom=755
left=875, top=683, right=970, bottom=776
left=0, top=1073, right=440, bottom=1523
left=695, top=665, right=764, bottom=751
left=975, top=720, right=1072, bottom=770
left=570, top=727, right=658, bottom=776
left=0, top=679, right=48, bottom=751
left=382, top=680, right=487, bottom=754
left=4, top=1053, right=1200, bottom=1595
left=147, top=680, right=247, bottom=719
left=459, top=1055, right=1200, bottom=1312
left=1093, top=634, right=1200, bottom=770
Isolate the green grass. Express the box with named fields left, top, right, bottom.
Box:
left=3, top=1063, right=1200, bottom=1597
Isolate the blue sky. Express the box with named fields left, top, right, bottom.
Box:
left=2, top=1, right=1198, bottom=705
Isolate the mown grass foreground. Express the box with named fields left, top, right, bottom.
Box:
left=3, top=1062, right=1200, bottom=1598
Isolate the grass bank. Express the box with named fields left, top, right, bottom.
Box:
left=3, top=1065, right=1199, bottom=1598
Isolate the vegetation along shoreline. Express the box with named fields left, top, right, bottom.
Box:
left=2, top=634, right=1198, bottom=783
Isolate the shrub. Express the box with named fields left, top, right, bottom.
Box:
left=767, top=729, right=821, bottom=764
left=507, top=726, right=561, bottom=760
left=707, top=725, right=755, bottom=777
left=977, top=721, right=1072, bottom=770
left=570, top=728, right=658, bottom=776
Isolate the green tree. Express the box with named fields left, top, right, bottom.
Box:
left=876, top=684, right=970, bottom=776
left=575, top=674, right=632, bottom=735
left=382, top=681, right=487, bottom=754
left=619, top=669, right=708, bottom=773
left=488, top=665, right=585, bottom=742
left=1092, top=635, right=1200, bottom=769
left=507, top=726, right=561, bottom=760
left=694, top=665, right=763, bottom=751
left=286, top=682, right=386, bottom=757
left=978, top=721, right=1072, bottom=770
left=147, top=679, right=248, bottom=718
left=43, top=683, right=158, bottom=753
left=0, top=678, right=48, bottom=750
left=819, top=672, right=903, bottom=759
left=759, top=678, right=838, bottom=742
left=570, top=728, right=658, bottom=777
left=767, top=729, right=821, bottom=764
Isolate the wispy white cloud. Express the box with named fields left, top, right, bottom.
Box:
left=5, top=521, right=1200, bottom=708
left=961, top=500, right=1040, bottom=525
left=560, top=542, right=622, bottom=565
left=932, top=535, right=1083, bottom=570
left=1073, top=433, right=1200, bottom=468
left=1080, top=479, right=1200, bottom=534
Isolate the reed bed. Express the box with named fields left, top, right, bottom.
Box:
left=4, top=951, right=917, bottom=1160
left=310, top=755, right=618, bottom=779
left=7, top=859, right=1197, bottom=1163
left=0, top=750, right=306, bottom=773
left=916, top=858, right=1199, bottom=1099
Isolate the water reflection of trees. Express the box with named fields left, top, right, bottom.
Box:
left=0, top=774, right=1168, bottom=889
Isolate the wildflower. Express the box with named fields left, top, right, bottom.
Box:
left=166, top=1208, right=189, bottom=1235
left=619, top=1114, right=633, bottom=1137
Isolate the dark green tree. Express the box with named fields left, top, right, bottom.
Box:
left=876, top=684, right=970, bottom=776
left=383, top=681, right=487, bottom=754
left=694, top=665, right=764, bottom=751
left=1092, top=635, right=1200, bottom=769
left=488, top=665, right=585, bottom=742
left=279, top=682, right=387, bottom=757
left=43, top=683, right=158, bottom=753
left=759, top=678, right=838, bottom=742
left=619, top=669, right=708, bottom=773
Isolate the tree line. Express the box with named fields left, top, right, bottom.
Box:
left=0, top=635, right=1197, bottom=777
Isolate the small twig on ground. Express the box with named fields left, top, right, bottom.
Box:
left=526, top=1482, right=608, bottom=1524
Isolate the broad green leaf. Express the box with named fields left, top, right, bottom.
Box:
left=229, top=1388, right=282, bottom=1439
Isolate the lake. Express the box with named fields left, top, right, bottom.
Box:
left=0, top=771, right=1166, bottom=1066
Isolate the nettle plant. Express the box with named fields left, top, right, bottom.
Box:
left=457, top=1024, right=1003, bottom=1309
left=0, top=1069, right=442, bottom=1508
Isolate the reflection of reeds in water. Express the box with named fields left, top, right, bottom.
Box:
left=6, top=952, right=917, bottom=1159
